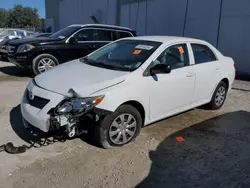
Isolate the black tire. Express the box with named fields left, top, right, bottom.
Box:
left=208, top=81, right=228, bottom=110
left=95, top=105, right=142, bottom=149
left=32, top=53, right=59, bottom=75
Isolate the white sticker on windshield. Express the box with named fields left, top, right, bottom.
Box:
left=135, top=44, right=154, bottom=50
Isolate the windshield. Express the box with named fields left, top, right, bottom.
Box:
left=0, top=30, right=11, bottom=38
left=82, top=39, right=162, bottom=71
left=50, top=26, right=80, bottom=39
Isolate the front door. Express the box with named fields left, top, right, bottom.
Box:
left=146, top=43, right=195, bottom=121
left=64, top=28, right=96, bottom=61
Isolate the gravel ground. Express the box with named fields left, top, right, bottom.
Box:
left=0, top=61, right=250, bottom=188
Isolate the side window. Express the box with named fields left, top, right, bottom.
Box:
left=118, top=31, right=133, bottom=39
left=191, top=44, right=217, bottom=64
left=153, top=44, right=189, bottom=70
left=94, top=29, right=113, bottom=41
left=16, top=31, right=25, bottom=37
left=4, top=30, right=15, bottom=36
left=73, top=29, right=94, bottom=42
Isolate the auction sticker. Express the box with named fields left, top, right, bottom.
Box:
left=178, top=46, right=184, bottom=54
left=135, top=44, right=154, bottom=50
left=133, top=50, right=142, bottom=55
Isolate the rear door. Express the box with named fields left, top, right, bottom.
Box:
left=92, top=28, right=114, bottom=50
left=64, top=28, right=95, bottom=61
left=190, top=43, right=221, bottom=103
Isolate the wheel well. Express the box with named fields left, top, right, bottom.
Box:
left=121, top=101, right=145, bottom=126
left=221, top=78, right=229, bottom=89
left=34, top=50, right=60, bottom=62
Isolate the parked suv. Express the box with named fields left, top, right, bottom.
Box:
left=0, top=32, right=52, bottom=61
left=8, top=24, right=136, bottom=75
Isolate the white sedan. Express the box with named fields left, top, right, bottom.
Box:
left=21, top=36, right=235, bottom=148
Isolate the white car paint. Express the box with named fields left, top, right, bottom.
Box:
left=21, top=36, right=235, bottom=132
left=34, top=60, right=129, bottom=96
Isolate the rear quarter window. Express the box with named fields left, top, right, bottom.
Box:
left=117, top=31, right=133, bottom=39
left=191, top=44, right=217, bottom=64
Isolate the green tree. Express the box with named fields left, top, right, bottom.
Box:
left=0, top=9, right=8, bottom=27
left=6, top=5, right=41, bottom=28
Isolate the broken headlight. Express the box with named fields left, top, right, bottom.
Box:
left=56, top=95, right=105, bottom=114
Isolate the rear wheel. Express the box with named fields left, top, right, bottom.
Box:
left=95, top=105, right=142, bottom=149
left=32, top=54, right=59, bottom=75
left=208, top=81, right=228, bottom=110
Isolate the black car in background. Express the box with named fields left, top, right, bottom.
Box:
left=7, top=24, right=136, bottom=75
left=0, top=32, right=52, bottom=61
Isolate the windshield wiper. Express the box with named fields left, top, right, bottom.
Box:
left=81, top=57, right=132, bottom=71
left=92, top=62, right=117, bottom=70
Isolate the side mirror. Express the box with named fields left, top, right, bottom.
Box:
left=150, top=64, right=171, bottom=75
left=69, top=37, right=78, bottom=44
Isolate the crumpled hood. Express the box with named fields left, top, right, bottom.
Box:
left=34, top=60, right=129, bottom=96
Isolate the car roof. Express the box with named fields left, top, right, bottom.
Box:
left=68, top=24, right=133, bottom=31
left=124, top=35, right=207, bottom=44
left=3, top=28, right=28, bottom=32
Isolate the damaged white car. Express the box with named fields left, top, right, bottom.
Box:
left=21, top=36, right=235, bottom=148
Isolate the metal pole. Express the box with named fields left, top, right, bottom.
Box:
left=216, top=0, right=223, bottom=48
left=145, top=0, right=148, bottom=35
left=106, top=0, right=109, bottom=24
left=116, top=0, right=121, bottom=26
left=135, top=0, right=140, bottom=30
left=129, top=3, right=131, bottom=28
left=183, top=0, right=189, bottom=36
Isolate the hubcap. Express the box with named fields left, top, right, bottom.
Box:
left=38, top=58, right=56, bottom=73
left=215, top=86, right=226, bottom=106
left=109, top=113, right=137, bottom=145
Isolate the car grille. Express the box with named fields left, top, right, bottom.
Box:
left=26, top=89, right=50, bottom=109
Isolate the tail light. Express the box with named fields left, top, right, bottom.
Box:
left=234, top=63, right=236, bottom=69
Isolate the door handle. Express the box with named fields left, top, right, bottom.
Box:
left=186, top=72, right=195, bottom=77
left=216, top=67, right=220, bottom=70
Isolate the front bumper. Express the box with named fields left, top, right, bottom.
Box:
left=21, top=80, right=65, bottom=132
left=21, top=80, right=112, bottom=133
left=0, top=47, right=8, bottom=59
left=8, top=52, right=34, bottom=68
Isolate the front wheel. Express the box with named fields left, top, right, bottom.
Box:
left=32, top=54, right=59, bottom=75
left=95, top=105, right=142, bottom=149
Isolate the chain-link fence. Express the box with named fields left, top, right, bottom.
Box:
left=1, top=27, right=45, bottom=33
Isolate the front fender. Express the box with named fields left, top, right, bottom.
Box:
left=91, top=81, right=150, bottom=122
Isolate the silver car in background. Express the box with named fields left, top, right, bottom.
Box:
left=0, top=29, right=34, bottom=42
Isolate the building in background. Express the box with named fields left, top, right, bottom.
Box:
left=45, top=0, right=250, bottom=75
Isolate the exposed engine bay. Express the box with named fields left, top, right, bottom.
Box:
left=46, top=89, right=108, bottom=138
